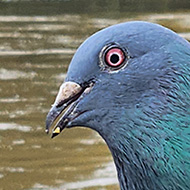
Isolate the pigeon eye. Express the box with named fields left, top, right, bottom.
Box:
left=100, top=44, right=128, bottom=70
left=105, top=48, right=125, bottom=67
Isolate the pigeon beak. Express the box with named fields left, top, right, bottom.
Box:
left=46, top=81, right=83, bottom=138
left=46, top=81, right=94, bottom=138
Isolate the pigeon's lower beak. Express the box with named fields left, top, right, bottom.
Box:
left=46, top=81, right=93, bottom=138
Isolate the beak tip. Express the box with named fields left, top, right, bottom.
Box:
left=51, top=132, right=59, bottom=139
left=45, top=129, right=49, bottom=134
left=50, top=127, right=61, bottom=139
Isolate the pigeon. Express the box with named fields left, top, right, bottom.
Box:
left=46, top=21, right=190, bottom=190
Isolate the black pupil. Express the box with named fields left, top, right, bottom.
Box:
left=110, top=54, right=119, bottom=64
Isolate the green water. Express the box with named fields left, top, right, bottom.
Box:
left=0, top=1, right=190, bottom=189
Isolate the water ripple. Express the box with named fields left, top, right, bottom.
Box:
left=0, top=69, right=36, bottom=80
left=0, top=15, right=81, bottom=23
left=31, top=162, right=117, bottom=190
left=0, top=167, right=25, bottom=173
left=0, top=49, right=75, bottom=56
left=0, top=123, right=32, bottom=132
left=0, top=97, right=27, bottom=103
left=12, top=139, right=25, bottom=145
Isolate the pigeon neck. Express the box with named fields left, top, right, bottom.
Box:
left=105, top=120, right=190, bottom=190
left=109, top=139, right=157, bottom=190
left=102, top=120, right=164, bottom=190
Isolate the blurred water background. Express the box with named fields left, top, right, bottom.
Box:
left=0, top=0, right=190, bottom=189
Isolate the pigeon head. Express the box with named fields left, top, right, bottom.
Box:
left=46, top=21, right=190, bottom=190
